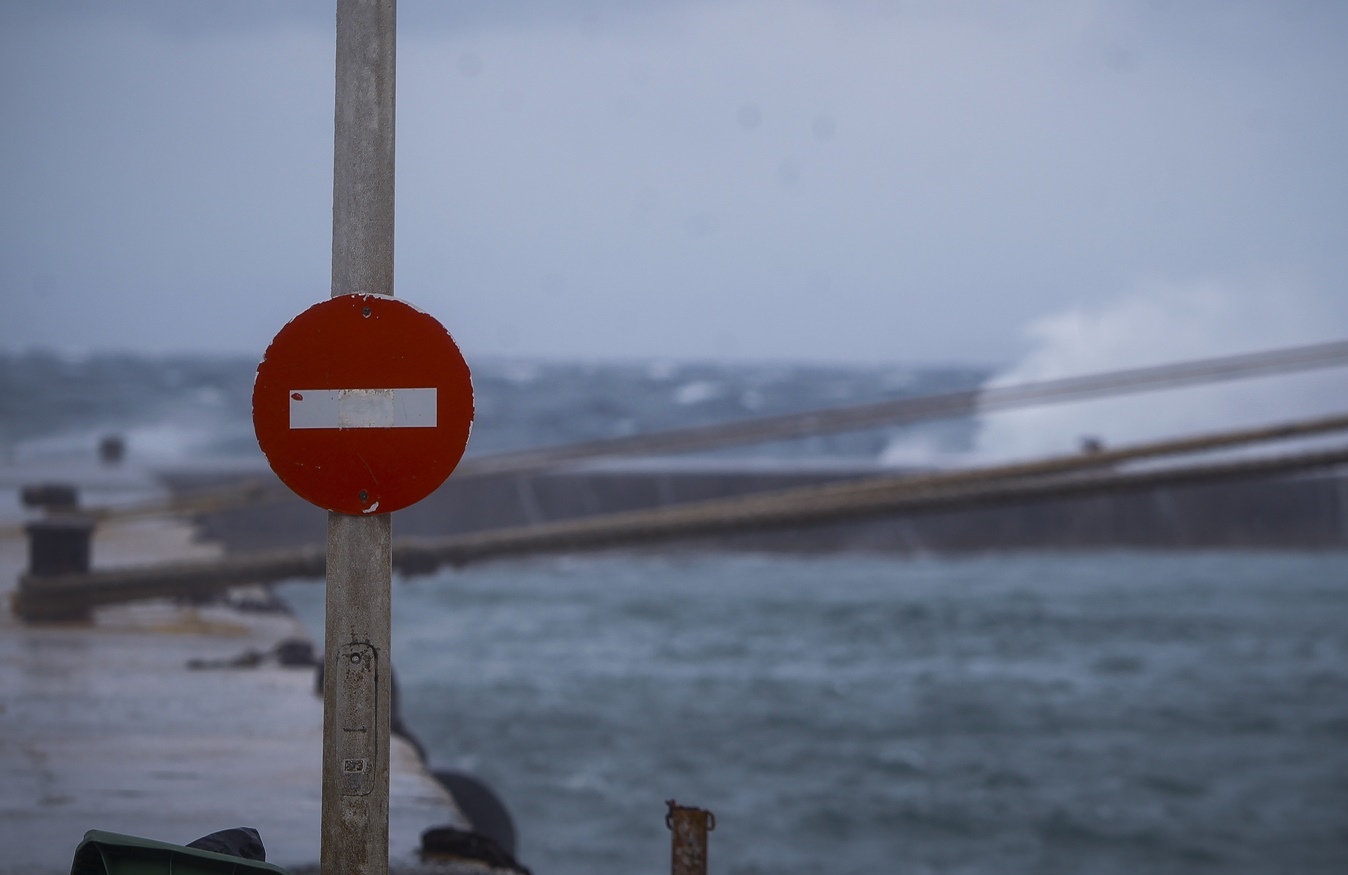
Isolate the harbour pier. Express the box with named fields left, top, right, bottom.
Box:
left=0, top=460, right=473, bottom=874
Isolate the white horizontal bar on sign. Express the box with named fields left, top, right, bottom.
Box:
left=289, top=388, right=438, bottom=429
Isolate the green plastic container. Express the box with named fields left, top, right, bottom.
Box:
left=71, top=831, right=292, bottom=875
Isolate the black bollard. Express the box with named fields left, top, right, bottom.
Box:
left=18, top=517, right=97, bottom=622
left=19, top=483, right=79, bottom=512
left=99, top=433, right=126, bottom=465
left=26, top=517, right=96, bottom=577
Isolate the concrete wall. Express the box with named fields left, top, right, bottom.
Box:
left=168, top=463, right=1348, bottom=557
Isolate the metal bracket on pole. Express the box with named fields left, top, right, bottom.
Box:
left=323, top=2, right=396, bottom=874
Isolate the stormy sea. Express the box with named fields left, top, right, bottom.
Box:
left=4, top=350, right=1347, bottom=874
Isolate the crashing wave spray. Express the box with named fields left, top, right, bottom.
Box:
left=971, top=280, right=1348, bottom=462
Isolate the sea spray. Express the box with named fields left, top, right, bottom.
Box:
left=971, top=280, right=1348, bottom=462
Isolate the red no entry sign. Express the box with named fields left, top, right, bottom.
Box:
left=253, top=294, right=473, bottom=515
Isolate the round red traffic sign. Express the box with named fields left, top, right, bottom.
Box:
left=252, top=294, right=473, bottom=515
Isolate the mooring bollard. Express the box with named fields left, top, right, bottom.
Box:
left=667, top=800, right=715, bottom=875
left=16, top=515, right=98, bottom=622
left=99, top=433, right=126, bottom=465
left=19, top=483, right=79, bottom=513
left=25, top=517, right=95, bottom=577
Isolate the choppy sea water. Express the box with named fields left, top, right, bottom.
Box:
left=0, top=351, right=986, bottom=465
left=279, top=549, right=1348, bottom=875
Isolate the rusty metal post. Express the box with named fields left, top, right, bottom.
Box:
left=322, top=1, right=396, bottom=874
left=667, top=800, right=715, bottom=875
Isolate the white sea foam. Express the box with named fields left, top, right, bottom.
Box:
left=877, top=432, right=968, bottom=468
left=971, top=280, right=1348, bottom=462
left=673, top=380, right=722, bottom=405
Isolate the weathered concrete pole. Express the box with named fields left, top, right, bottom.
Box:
left=323, top=2, right=396, bottom=874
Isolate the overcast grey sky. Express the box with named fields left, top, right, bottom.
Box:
left=2, top=0, right=1346, bottom=366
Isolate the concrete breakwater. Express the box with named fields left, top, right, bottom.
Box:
left=0, top=459, right=504, bottom=875
left=168, top=458, right=1348, bottom=558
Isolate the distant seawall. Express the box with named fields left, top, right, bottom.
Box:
left=168, top=460, right=1348, bottom=557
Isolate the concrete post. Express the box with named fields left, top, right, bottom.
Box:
left=322, top=2, right=395, bottom=874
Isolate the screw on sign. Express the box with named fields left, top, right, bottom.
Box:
left=253, top=294, right=473, bottom=515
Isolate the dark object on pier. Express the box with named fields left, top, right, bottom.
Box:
left=431, top=769, right=518, bottom=856
left=186, top=650, right=265, bottom=671
left=99, top=433, right=126, bottom=465
left=21, top=483, right=79, bottom=512
left=187, top=639, right=319, bottom=671
left=275, top=638, right=317, bottom=666
left=16, top=516, right=96, bottom=622
left=27, top=517, right=95, bottom=578
left=185, top=827, right=266, bottom=861
left=70, top=829, right=290, bottom=875
left=420, top=825, right=529, bottom=875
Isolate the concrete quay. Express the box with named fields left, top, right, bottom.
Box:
left=170, top=456, right=1348, bottom=558
left=0, top=461, right=470, bottom=874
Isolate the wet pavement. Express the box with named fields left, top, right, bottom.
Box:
left=0, top=461, right=468, bottom=874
